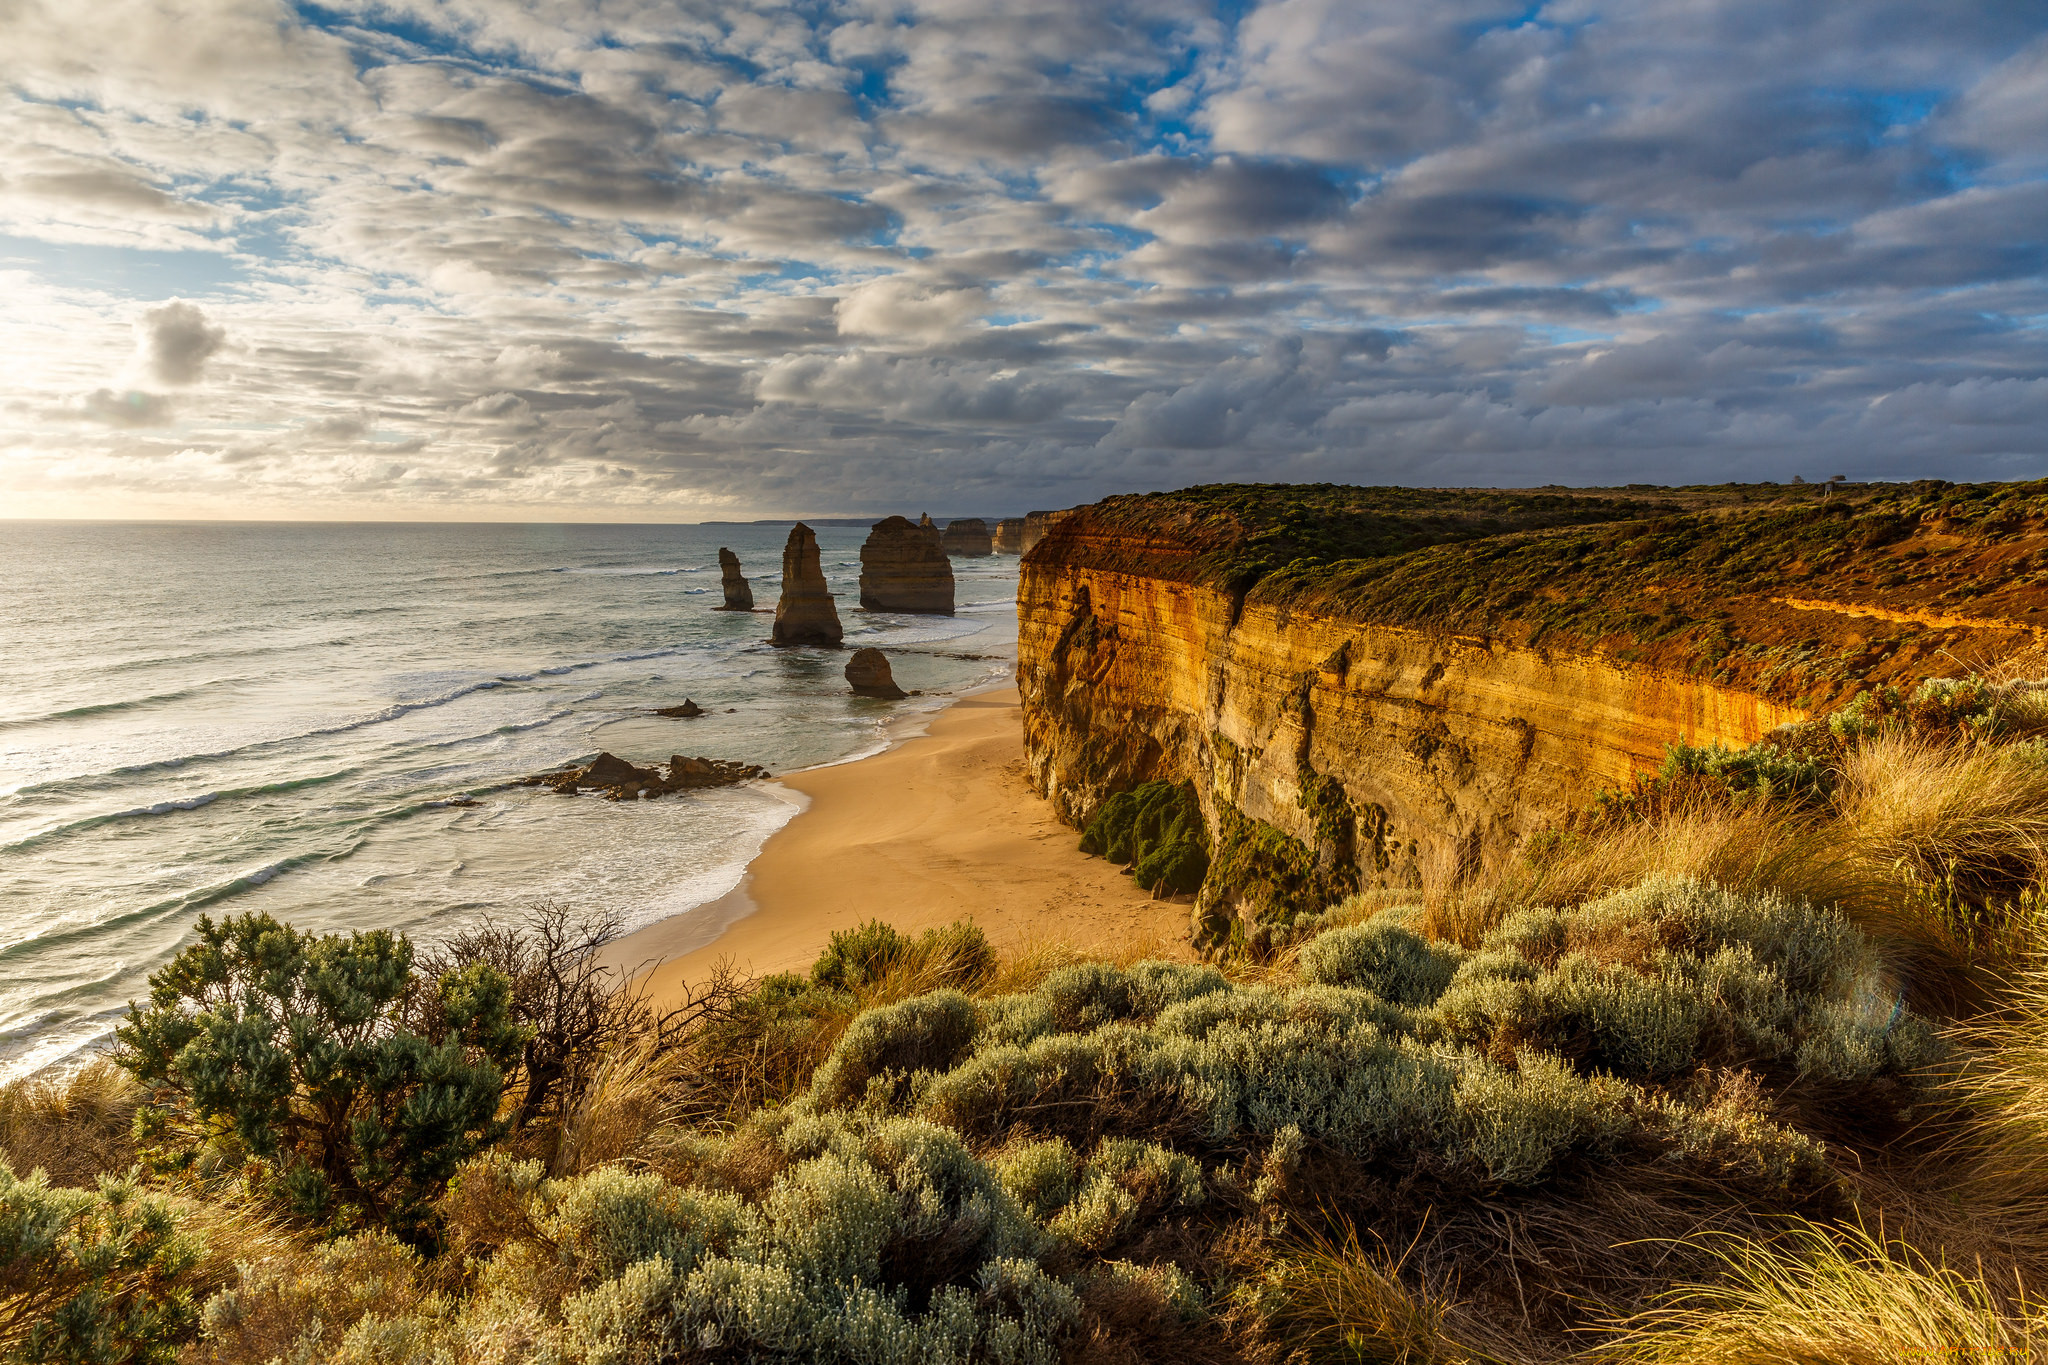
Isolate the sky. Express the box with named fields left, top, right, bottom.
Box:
left=2, top=1, right=2047, bottom=520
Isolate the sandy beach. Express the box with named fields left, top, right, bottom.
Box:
left=608, top=687, right=1191, bottom=1001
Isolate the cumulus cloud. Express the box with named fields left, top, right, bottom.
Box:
left=0, top=0, right=2043, bottom=517
left=136, top=300, right=226, bottom=386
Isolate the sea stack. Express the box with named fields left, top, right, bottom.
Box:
left=941, top=518, right=993, bottom=557
left=845, top=647, right=908, bottom=700
left=859, top=515, right=955, bottom=614
left=770, top=523, right=843, bottom=647
left=714, top=548, right=754, bottom=611
left=993, top=518, right=1026, bottom=554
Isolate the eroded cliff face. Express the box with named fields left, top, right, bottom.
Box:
left=1018, top=482, right=2048, bottom=937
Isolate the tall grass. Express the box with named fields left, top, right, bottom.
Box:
left=1605, top=1220, right=2042, bottom=1364
left=0, top=1058, right=140, bottom=1187
left=1261, top=1217, right=1486, bottom=1365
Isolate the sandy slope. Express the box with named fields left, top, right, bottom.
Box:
left=608, top=687, right=1190, bottom=1000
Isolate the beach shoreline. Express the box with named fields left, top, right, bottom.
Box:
left=604, top=686, right=1192, bottom=1001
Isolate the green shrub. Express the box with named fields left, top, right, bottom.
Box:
left=191, top=1229, right=428, bottom=1365
left=1046, top=1140, right=1204, bottom=1253
left=1591, top=739, right=1833, bottom=824
left=811, top=920, right=996, bottom=993
left=808, top=991, right=980, bottom=1110
left=114, top=912, right=524, bottom=1233
left=0, top=1161, right=203, bottom=1364
left=810, top=879, right=1928, bottom=1201
left=1079, top=781, right=1209, bottom=896
left=1296, top=913, right=1466, bottom=1005
left=1437, top=879, right=1939, bottom=1086
left=462, top=1114, right=1080, bottom=1364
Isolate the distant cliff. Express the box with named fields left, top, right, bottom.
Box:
left=1017, top=481, right=2048, bottom=943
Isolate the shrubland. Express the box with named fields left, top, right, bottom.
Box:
left=15, top=675, right=2048, bottom=1360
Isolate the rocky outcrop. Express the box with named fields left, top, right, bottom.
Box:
left=1019, top=509, right=1075, bottom=556
left=994, top=518, right=1027, bottom=554
left=859, top=516, right=955, bottom=614
left=520, top=751, right=769, bottom=801
left=714, top=548, right=754, bottom=611
left=942, top=518, right=993, bottom=557
left=656, top=699, right=705, bottom=718
left=845, top=647, right=908, bottom=699
left=771, top=523, right=843, bottom=647
left=1018, top=481, right=2048, bottom=944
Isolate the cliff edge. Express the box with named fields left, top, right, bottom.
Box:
left=1018, top=480, right=2048, bottom=943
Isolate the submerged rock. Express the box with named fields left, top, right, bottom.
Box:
left=942, top=518, right=993, bottom=557
left=770, top=522, right=843, bottom=647
left=519, top=750, right=769, bottom=801
left=845, top=647, right=908, bottom=700
left=713, top=548, right=755, bottom=611
left=859, top=515, right=955, bottom=614
left=656, top=699, right=705, bottom=718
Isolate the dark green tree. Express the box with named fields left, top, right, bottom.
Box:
left=114, top=913, right=524, bottom=1234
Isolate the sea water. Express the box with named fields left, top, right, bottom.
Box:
left=0, top=521, right=1019, bottom=1079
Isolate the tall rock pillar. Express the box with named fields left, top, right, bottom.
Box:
left=713, top=547, right=754, bottom=611
left=770, top=523, right=843, bottom=646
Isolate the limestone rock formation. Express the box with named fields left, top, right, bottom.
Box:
left=1019, top=509, right=1074, bottom=555
left=770, top=523, right=843, bottom=647
left=656, top=699, right=704, bottom=718
left=1017, top=483, right=2048, bottom=949
left=714, top=548, right=754, bottom=611
left=942, top=518, right=993, bottom=557
left=993, top=518, right=1026, bottom=554
left=858, top=515, right=955, bottom=615
left=845, top=647, right=908, bottom=699
left=520, top=750, right=769, bottom=801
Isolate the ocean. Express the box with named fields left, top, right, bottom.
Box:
left=0, top=521, right=1019, bottom=1079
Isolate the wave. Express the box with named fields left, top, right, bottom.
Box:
left=0, top=836, right=375, bottom=972
left=0, top=768, right=366, bottom=856
left=0, top=681, right=230, bottom=732
left=6, top=679, right=512, bottom=799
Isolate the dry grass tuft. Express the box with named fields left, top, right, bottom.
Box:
left=1260, top=1216, right=1486, bottom=1365
left=1602, top=1220, right=2043, bottom=1364
left=0, top=1057, right=141, bottom=1187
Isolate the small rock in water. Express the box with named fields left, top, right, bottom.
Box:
left=656, top=698, right=706, bottom=717
left=517, top=749, right=769, bottom=802
left=845, top=646, right=908, bottom=700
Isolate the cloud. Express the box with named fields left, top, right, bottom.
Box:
left=136, top=300, right=226, bottom=385
left=63, top=388, right=176, bottom=427
left=835, top=277, right=989, bottom=341
left=0, top=0, right=2042, bottom=518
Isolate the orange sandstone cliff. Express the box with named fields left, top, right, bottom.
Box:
left=1017, top=481, right=2048, bottom=940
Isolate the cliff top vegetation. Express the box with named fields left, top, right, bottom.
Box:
left=1034, top=478, right=2048, bottom=711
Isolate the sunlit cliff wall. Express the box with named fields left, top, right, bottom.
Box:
left=1018, top=482, right=2048, bottom=925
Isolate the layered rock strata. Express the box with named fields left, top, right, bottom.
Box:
left=994, top=518, right=1027, bottom=554
left=942, top=518, right=993, bottom=557
left=714, top=548, right=754, bottom=611
left=1019, top=509, right=1074, bottom=556
left=770, top=523, right=843, bottom=647
left=859, top=515, right=956, bottom=614
left=1019, top=481, right=2048, bottom=938
left=520, top=751, right=769, bottom=800
left=845, top=647, right=908, bottom=699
